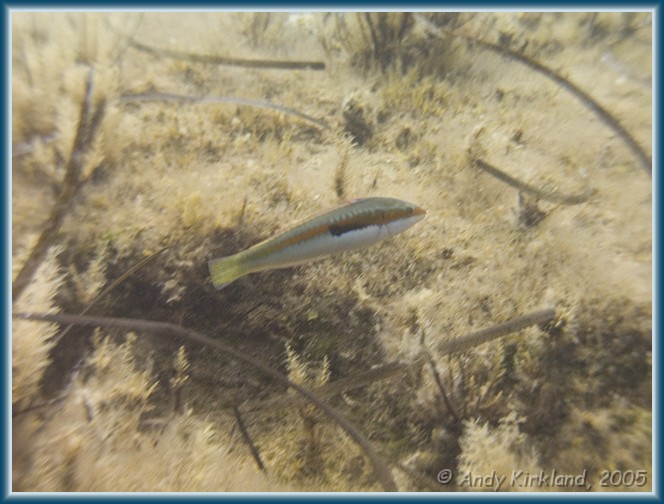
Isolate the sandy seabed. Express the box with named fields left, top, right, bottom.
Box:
left=11, top=12, right=652, bottom=492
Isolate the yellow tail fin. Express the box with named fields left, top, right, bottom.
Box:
left=208, top=255, right=246, bottom=289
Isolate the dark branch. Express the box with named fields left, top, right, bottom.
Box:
left=232, top=405, right=266, bottom=472
left=129, top=39, right=325, bottom=71
left=475, top=159, right=595, bottom=205
left=120, top=91, right=330, bottom=130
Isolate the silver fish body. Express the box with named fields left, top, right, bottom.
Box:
left=208, top=197, right=426, bottom=288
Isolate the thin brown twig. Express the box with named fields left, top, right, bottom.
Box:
left=232, top=404, right=266, bottom=472
left=416, top=315, right=461, bottom=423
left=436, top=308, right=556, bottom=356
left=423, top=350, right=461, bottom=424
left=120, top=91, right=330, bottom=130
left=475, top=158, right=595, bottom=205
left=129, top=39, right=326, bottom=71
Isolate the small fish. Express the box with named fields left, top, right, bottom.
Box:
left=208, top=197, right=426, bottom=289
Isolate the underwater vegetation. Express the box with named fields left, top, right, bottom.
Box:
left=12, top=12, right=651, bottom=492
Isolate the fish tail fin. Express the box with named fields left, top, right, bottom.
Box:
left=208, top=254, right=247, bottom=289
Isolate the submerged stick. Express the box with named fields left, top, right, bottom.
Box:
left=129, top=39, right=326, bottom=71
left=423, top=349, right=461, bottom=424
left=475, top=158, right=595, bottom=205
left=13, top=311, right=397, bottom=492
left=12, top=68, right=106, bottom=302
left=415, top=15, right=652, bottom=176
left=232, top=404, right=266, bottom=472
left=120, top=91, right=330, bottom=130
left=436, top=308, right=556, bottom=356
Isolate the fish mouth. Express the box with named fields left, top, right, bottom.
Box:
left=413, top=205, right=427, bottom=217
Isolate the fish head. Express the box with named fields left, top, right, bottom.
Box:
left=382, top=199, right=426, bottom=236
